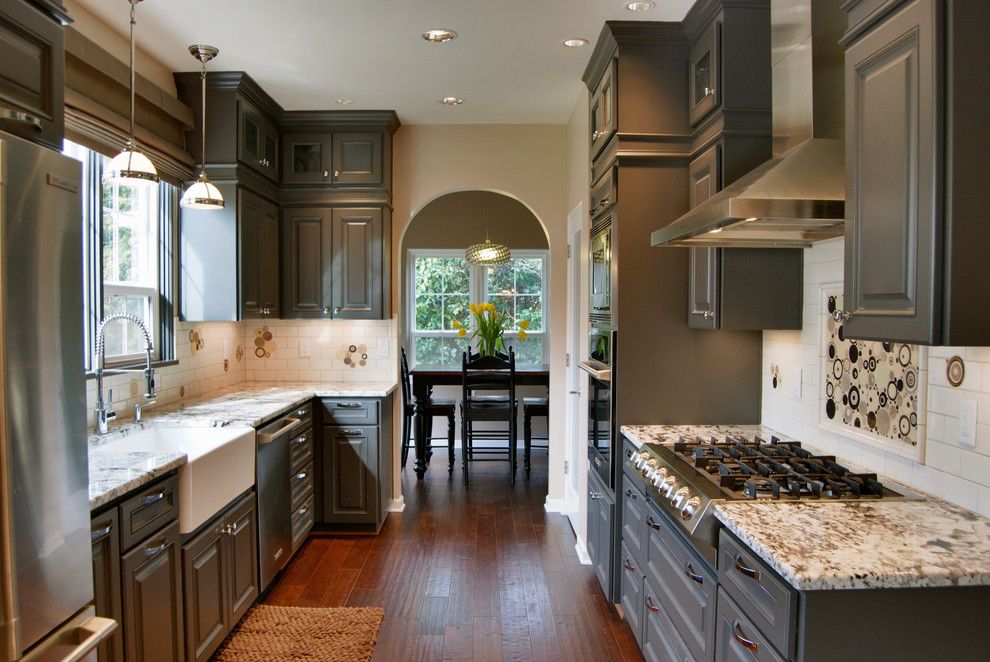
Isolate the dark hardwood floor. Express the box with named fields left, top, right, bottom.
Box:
left=264, top=451, right=643, bottom=661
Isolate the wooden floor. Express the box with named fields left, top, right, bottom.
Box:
left=264, top=451, right=643, bottom=661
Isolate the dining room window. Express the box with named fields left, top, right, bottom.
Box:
left=408, top=250, right=548, bottom=366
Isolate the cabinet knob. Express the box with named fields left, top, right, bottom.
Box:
left=323, top=170, right=330, bottom=178
left=705, top=87, right=716, bottom=97
left=702, top=310, right=714, bottom=320
left=334, top=306, right=342, bottom=314
left=832, top=309, right=853, bottom=322
left=323, top=306, right=332, bottom=314
left=333, top=170, right=339, bottom=178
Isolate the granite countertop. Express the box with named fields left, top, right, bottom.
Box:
left=620, top=424, right=792, bottom=449
left=715, top=500, right=990, bottom=590
left=88, top=380, right=398, bottom=510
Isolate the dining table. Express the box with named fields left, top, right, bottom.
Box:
left=408, top=362, right=550, bottom=479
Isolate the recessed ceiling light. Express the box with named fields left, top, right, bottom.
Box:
left=439, top=97, right=464, bottom=106
left=563, top=38, right=589, bottom=48
left=422, top=28, right=458, bottom=43
left=625, top=1, right=656, bottom=11
left=336, top=98, right=353, bottom=105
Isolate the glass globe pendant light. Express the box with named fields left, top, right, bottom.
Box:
left=104, top=0, right=159, bottom=186
left=180, top=44, right=224, bottom=210
left=465, top=195, right=511, bottom=265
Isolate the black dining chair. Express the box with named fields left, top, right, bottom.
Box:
left=460, top=347, right=517, bottom=485
left=400, top=348, right=457, bottom=473
left=522, top=391, right=549, bottom=476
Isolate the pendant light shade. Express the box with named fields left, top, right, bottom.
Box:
left=465, top=238, right=511, bottom=265
left=180, top=44, right=224, bottom=210
left=105, top=0, right=159, bottom=187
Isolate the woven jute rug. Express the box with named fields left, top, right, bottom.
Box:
left=212, top=605, right=385, bottom=661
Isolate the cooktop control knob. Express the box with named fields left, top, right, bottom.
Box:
left=672, top=486, right=691, bottom=510
left=650, top=467, right=669, bottom=486
left=659, top=476, right=677, bottom=498
left=681, top=496, right=702, bottom=520
left=643, top=459, right=658, bottom=478
left=635, top=452, right=651, bottom=469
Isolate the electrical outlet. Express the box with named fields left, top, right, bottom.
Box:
left=960, top=399, right=977, bottom=448
left=299, top=339, right=311, bottom=358
left=377, top=338, right=389, bottom=358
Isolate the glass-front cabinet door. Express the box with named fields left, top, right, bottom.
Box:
left=688, top=22, right=720, bottom=126
left=237, top=101, right=278, bottom=181
left=589, top=59, right=617, bottom=161
left=282, top=133, right=333, bottom=185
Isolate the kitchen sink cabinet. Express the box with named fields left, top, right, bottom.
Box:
left=121, top=519, right=184, bottom=662
left=91, top=510, right=123, bottom=662
left=841, top=0, right=990, bottom=345
left=181, top=492, right=258, bottom=662
left=586, top=469, right=614, bottom=599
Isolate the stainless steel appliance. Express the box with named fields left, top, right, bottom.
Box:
left=0, top=132, right=115, bottom=659
left=589, top=215, right=612, bottom=320
left=581, top=324, right=615, bottom=489
left=256, top=412, right=301, bottom=592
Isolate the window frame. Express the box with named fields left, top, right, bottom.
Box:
left=406, top=249, right=549, bottom=366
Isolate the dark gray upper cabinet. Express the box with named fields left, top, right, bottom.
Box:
left=239, top=188, right=280, bottom=320
left=91, top=510, right=123, bottom=662
left=239, top=101, right=279, bottom=182
left=121, top=520, right=184, bottom=662
left=841, top=0, right=990, bottom=345
left=589, top=58, right=617, bottom=162
left=0, top=0, right=64, bottom=150
left=282, top=132, right=333, bottom=185
left=688, top=21, right=720, bottom=126
left=331, top=207, right=387, bottom=319
left=688, top=146, right=720, bottom=330
left=332, top=132, right=383, bottom=185
left=282, top=207, right=332, bottom=317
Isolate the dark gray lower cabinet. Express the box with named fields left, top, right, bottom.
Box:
left=121, top=519, right=184, bottom=662
left=642, top=580, right=693, bottom=662
left=619, top=542, right=644, bottom=648
left=182, top=492, right=258, bottom=662
left=714, top=588, right=784, bottom=662
left=91, top=511, right=123, bottom=662
left=586, top=469, right=614, bottom=599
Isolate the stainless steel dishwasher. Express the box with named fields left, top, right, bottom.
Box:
left=256, top=412, right=302, bottom=592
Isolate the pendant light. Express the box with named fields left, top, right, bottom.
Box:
left=465, top=195, right=511, bottom=265
left=104, top=0, right=159, bottom=186
left=180, top=45, right=224, bottom=210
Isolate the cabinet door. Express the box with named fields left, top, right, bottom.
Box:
left=323, top=426, right=378, bottom=524
left=238, top=101, right=278, bottom=181
left=689, top=22, right=721, bottom=126
left=0, top=0, right=64, bottom=149
left=182, top=523, right=227, bottom=662
left=643, top=581, right=694, bottom=662
left=688, top=145, right=721, bottom=329
left=331, top=207, right=383, bottom=319
left=843, top=0, right=937, bottom=343
left=282, top=207, right=332, bottom=317
left=619, top=542, right=645, bottom=648
left=593, top=491, right=614, bottom=598
left=258, top=197, right=281, bottom=317
left=585, top=473, right=601, bottom=569
left=238, top=189, right=262, bottom=318
left=331, top=132, right=383, bottom=185
left=121, top=521, right=184, bottom=662
left=282, top=132, right=332, bottom=185
left=226, top=494, right=259, bottom=625
left=91, top=511, right=123, bottom=662
left=590, top=59, right=617, bottom=161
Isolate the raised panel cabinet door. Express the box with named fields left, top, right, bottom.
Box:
left=258, top=197, right=281, bottom=317
left=121, top=520, right=184, bottom=662
left=182, top=522, right=227, bottom=662
left=331, top=207, right=383, bottom=319
left=689, top=21, right=721, bottom=126
left=585, top=473, right=600, bottom=568
left=324, top=426, right=378, bottom=524
left=331, top=132, right=383, bottom=185
left=282, top=132, right=333, bottom=185
left=238, top=189, right=262, bottom=318
left=843, top=0, right=938, bottom=343
left=91, top=511, right=123, bottom=662
left=282, top=207, right=331, bottom=317
left=687, top=145, right=721, bottom=330
left=642, top=582, right=694, bottom=662
left=226, top=494, right=259, bottom=626
left=594, top=490, right=614, bottom=597
left=589, top=58, right=617, bottom=161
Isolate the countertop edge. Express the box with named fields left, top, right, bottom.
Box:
left=89, top=454, right=186, bottom=512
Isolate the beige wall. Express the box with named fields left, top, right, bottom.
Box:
left=392, top=123, right=569, bottom=506
left=403, top=190, right=548, bottom=250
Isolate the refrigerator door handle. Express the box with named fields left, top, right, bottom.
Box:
left=19, top=612, right=116, bottom=662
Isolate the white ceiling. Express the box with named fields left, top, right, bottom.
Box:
left=73, top=0, right=696, bottom=124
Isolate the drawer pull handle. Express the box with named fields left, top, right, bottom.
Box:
left=295, top=436, right=308, bottom=445
left=91, top=525, right=112, bottom=543
left=298, top=505, right=309, bottom=516
left=340, top=429, right=364, bottom=436
left=141, top=492, right=166, bottom=506
left=624, top=489, right=637, bottom=500
left=734, top=555, right=761, bottom=582
left=335, top=402, right=363, bottom=409
left=645, top=596, right=660, bottom=614
left=296, top=472, right=308, bottom=480
left=646, top=516, right=661, bottom=531
left=623, top=558, right=636, bottom=573
left=732, top=621, right=759, bottom=653
left=684, top=562, right=704, bottom=585
left=0, top=107, right=43, bottom=130
left=144, top=539, right=168, bottom=559
left=296, top=409, right=308, bottom=417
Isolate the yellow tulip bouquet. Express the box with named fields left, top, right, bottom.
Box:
left=452, top=303, right=529, bottom=357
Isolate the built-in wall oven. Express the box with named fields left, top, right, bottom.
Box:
left=581, top=323, right=615, bottom=489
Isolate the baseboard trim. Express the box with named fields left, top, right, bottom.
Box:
left=543, top=497, right=567, bottom=513
left=575, top=536, right=592, bottom=565
left=387, top=496, right=406, bottom=513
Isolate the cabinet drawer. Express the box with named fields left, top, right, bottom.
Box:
left=289, top=401, right=314, bottom=428
left=718, top=530, right=796, bottom=660
left=290, top=430, right=314, bottom=472
left=590, top=167, right=617, bottom=219
left=119, top=475, right=179, bottom=552
left=321, top=398, right=378, bottom=426
left=642, top=580, right=693, bottom=662
left=290, top=463, right=314, bottom=510
left=619, top=542, right=644, bottom=648
left=291, top=494, right=315, bottom=550
left=715, top=588, right=786, bottom=662
left=620, top=475, right=646, bottom=569
left=645, top=504, right=717, bottom=662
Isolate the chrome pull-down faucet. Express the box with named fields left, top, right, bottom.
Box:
left=93, top=314, right=156, bottom=434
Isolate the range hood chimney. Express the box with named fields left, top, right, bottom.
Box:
left=652, top=0, right=847, bottom=248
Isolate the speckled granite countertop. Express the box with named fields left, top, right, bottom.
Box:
left=714, top=500, right=990, bottom=590
left=620, top=424, right=792, bottom=449
left=88, top=380, right=397, bottom=510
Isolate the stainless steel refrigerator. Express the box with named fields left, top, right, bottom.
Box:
left=0, top=132, right=114, bottom=660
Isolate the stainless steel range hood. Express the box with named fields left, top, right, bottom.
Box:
left=653, top=0, right=846, bottom=249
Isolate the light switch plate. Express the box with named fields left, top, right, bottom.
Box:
left=960, top=399, right=977, bottom=448
left=377, top=338, right=389, bottom=358
left=299, top=339, right=311, bottom=358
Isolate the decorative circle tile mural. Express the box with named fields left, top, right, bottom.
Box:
left=824, top=291, right=919, bottom=445
left=254, top=326, right=277, bottom=359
